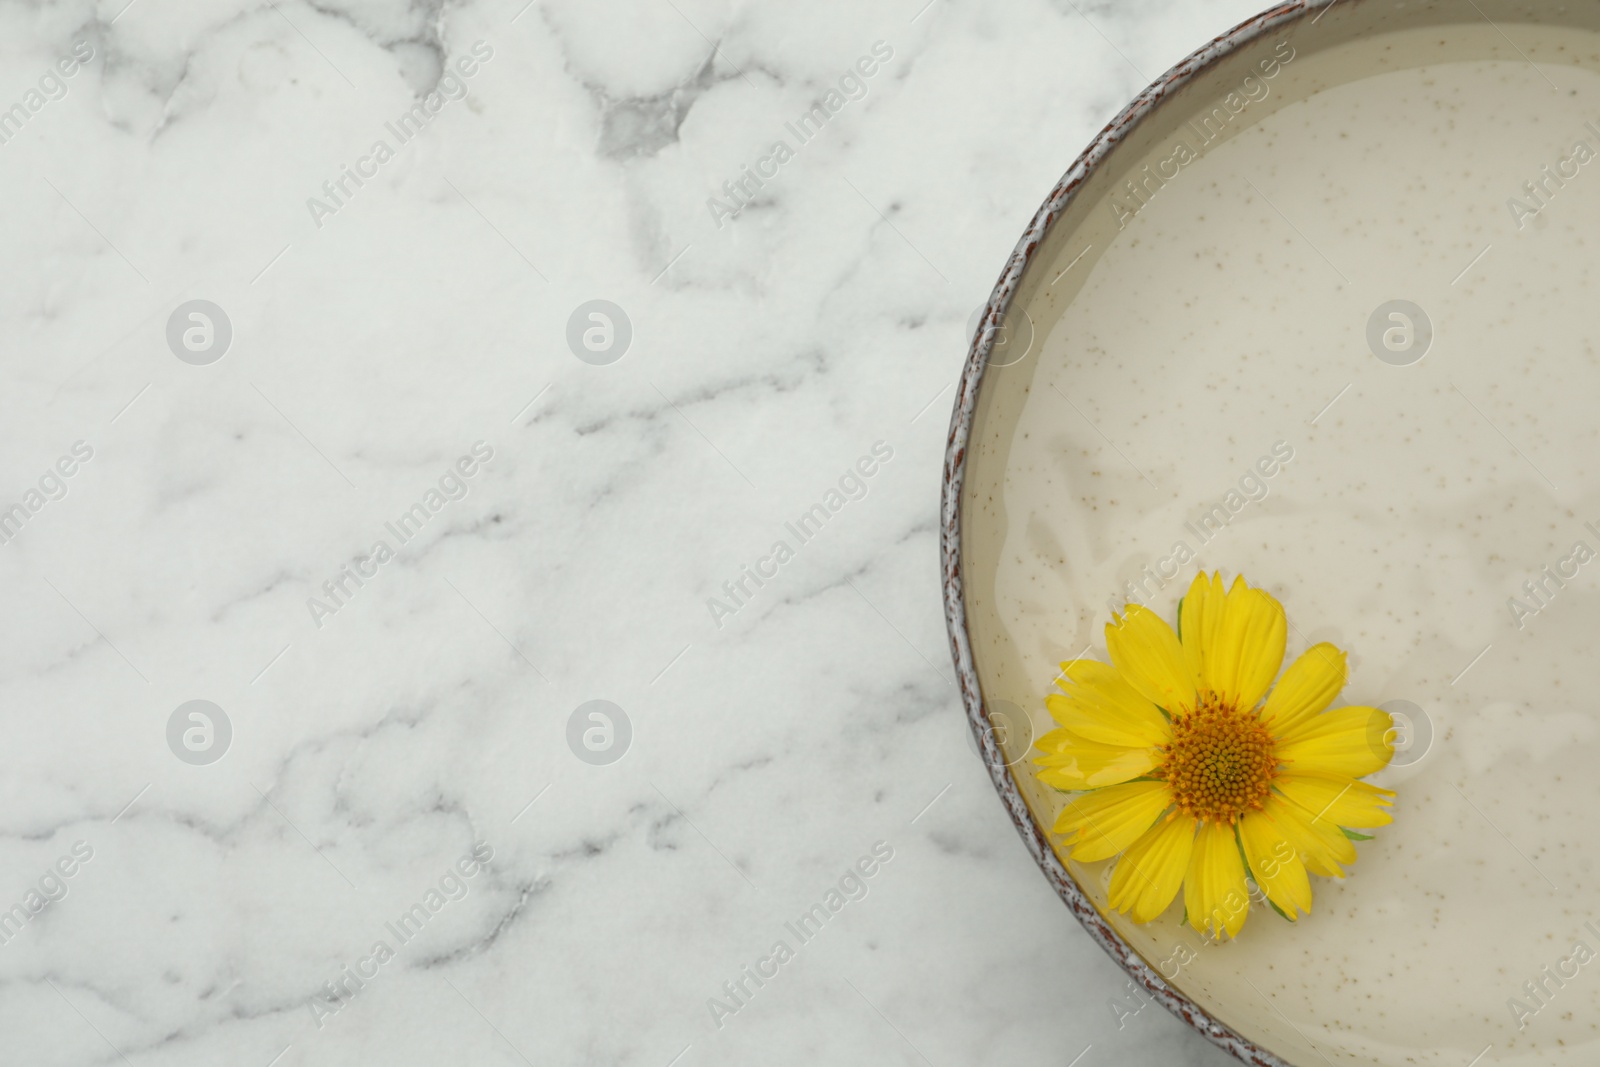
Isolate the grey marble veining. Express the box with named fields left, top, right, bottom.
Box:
left=0, top=0, right=1264, bottom=1063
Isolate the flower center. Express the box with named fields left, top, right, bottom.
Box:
left=1162, top=692, right=1279, bottom=824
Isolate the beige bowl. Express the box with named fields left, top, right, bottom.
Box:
left=944, top=1, right=1600, bottom=1063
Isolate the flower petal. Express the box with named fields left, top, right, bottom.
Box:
left=1266, top=791, right=1356, bottom=879
left=1276, top=705, right=1394, bottom=778
left=1053, top=780, right=1171, bottom=863
left=1035, top=730, right=1160, bottom=790
left=1105, top=605, right=1198, bottom=713
left=1179, top=571, right=1226, bottom=684
left=1261, top=643, right=1347, bottom=736
left=1109, top=814, right=1196, bottom=923
left=1239, top=807, right=1313, bottom=918
left=1046, top=660, right=1171, bottom=748
left=1275, top=772, right=1395, bottom=829
left=1184, top=819, right=1251, bottom=939
left=1206, top=577, right=1287, bottom=711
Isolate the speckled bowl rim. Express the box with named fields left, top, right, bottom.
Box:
left=939, top=2, right=1332, bottom=1064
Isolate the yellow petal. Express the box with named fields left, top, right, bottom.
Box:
left=1276, top=705, right=1394, bottom=778
left=1266, top=792, right=1356, bottom=879
left=1035, top=731, right=1160, bottom=790
left=1105, top=605, right=1198, bottom=713
left=1179, top=571, right=1226, bottom=684
left=1054, top=780, right=1171, bottom=863
left=1238, top=808, right=1313, bottom=918
left=1034, top=727, right=1076, bottom=754
left=1261, top=644, right=1347, bottom=736
left=1109, top=815, right=1196, bottom=923
left=1184, top=819, right=1251, bottom=939
left=1206, top=577, right=1287, bottom=711
left=1047, top=660, right=1171, bottom=748
left=1276, top=772, right=1395, bottom=829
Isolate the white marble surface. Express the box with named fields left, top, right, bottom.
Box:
left=0, top=0, right=1270, bottom=1064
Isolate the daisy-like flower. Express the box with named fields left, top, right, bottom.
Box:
left=1035, top=572, right=1396, bottom=939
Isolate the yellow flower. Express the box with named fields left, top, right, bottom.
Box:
left=1035, top=572, right=1396, bottom=939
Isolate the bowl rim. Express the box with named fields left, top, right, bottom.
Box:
left=938, top=2, right=1327, bottom=1063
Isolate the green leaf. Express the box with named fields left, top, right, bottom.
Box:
left=1264, top=896, right=1293, bottom=922
left=1341, top=828, right=1375, bottom=841
left=1175, top=595, right=1185, bottom=639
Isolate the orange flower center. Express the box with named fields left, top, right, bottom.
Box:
left=1162, top=692, right=1279, bottom=824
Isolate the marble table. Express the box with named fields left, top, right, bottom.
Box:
left=1, top=0, right=1267, bottom=1063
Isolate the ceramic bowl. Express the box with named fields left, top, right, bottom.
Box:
left=943, top=1, right=1600, bottom=1063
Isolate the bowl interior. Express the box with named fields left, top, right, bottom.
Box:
left=959, top=2, right=1600, bottom=1063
